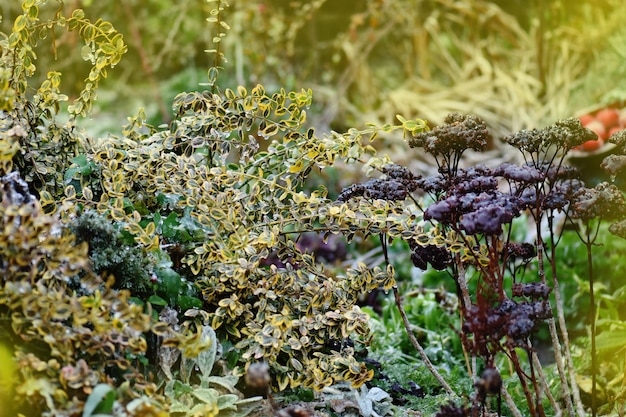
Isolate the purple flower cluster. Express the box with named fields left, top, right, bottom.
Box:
left=415, top=173, right=447, bottom=195
left=540, top=179, right=585, bottom=212
left=382, top=163, right=421, bottom=191
left=504, top=242, right=536, bottom=261
left=501, top=300, right=552, bottom=344
left=337, top=179, right=409, bottom=202
left=463, top=297, right=552, bottom=355
left=459, top=203, right=517, bottom=235
left=511, top=283, right=552, bottom=300
left=493, top=162, right=544, bottom=184
left=408, top=242, right=452, bottom=271
left=572, top=182, right=626, bottom=221
left=337, top=164, right=419, bottom=202
left=413, top=160, right=581, bottom=236
left=424, top=190, right=522, bottom=236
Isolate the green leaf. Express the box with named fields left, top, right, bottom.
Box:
left=14, top=15, right=27, bottom=32
left=157, top=267, right=182, bottom=301
left=192, top=387, right=218, bottom=404
left=129, top=297, right=145, bottom=306
left=168, top=401, right=192, bottom=413
left=178, top=295, right=203, bottom=310
left=64, top=185, right=76, bottom=199
left=147, top=295, right=168, bottom=306
left=100, top=42, right=116, bottom=55
left=81, top=45, right=93, bottom=61
left=216, top=393, right=239, bottom=410
left=161, top=212, right=180, bottom=239
left=71, top=8, right=85, bottom=19
left=82, top=383, right=115, bottom=417
left=64, top=167, right=79, bottom=184
left=205, top=375, right=239, bottom=391
left=195, top=325, right=218, bottom=376
left=72, top=154, right=88, bottom=166
left=596, top=328, right=626, bottom=354
left=207, top=67, right=219, bottom=85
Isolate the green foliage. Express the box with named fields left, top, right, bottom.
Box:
left=364, top=290, right=467, bottom=413
left=70, top=210, right=152, bottom=292
left=82, top=383, right=116, bottom=417
left=1, top=0, right=433, bottom=406
left=554, top=224, right=626, bottom=414
left=367, top=290, right=462, bottom=367
left=0, top=172, right=181, bottom=416
left=1, top=1, right=126, bottom=116
left=0, top=1, right=127, bottom=201
left=163, top=324, right=262, bottom=417
left=57, top=84, right=407, bottom=391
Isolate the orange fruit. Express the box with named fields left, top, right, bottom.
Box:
left=580, top=139, right=603, bottom=152
left=596, top=108, right=620, bottom=129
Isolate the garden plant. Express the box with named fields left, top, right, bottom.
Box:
left=1, top=1, right=626, bottom=417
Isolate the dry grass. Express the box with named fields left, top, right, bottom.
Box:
left=292, top=0, right=626, bottom=172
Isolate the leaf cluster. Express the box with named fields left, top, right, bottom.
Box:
left=0, top=172, right=194, bottom=416
left=64, top=84, right=404, bottom=392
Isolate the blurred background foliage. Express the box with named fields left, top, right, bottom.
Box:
left=2, top=0, right=626, bottom=145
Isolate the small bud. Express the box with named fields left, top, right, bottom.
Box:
left=245, top=362, right=270, bottom=390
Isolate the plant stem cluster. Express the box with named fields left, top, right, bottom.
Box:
left=341, top=113, right=626, bottom=416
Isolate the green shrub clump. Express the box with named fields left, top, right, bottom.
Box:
left=0, top=1, right=414, bottom=415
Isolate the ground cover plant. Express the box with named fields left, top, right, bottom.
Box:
left=2, top=1, right=626, bottom=417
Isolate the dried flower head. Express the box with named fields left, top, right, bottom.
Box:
left=572, top=182, right=626, bottom=221
left=494, top=162, right=544, bottom=184
left=408, top=242, right=452, bottom=271
left=337, top=165, right=420, bottom=202
left=541, top=178, right=585, bottom=212
left=382, top=163, right=420, bottom=192
left=337, top=178, right=407, bottom=202
left=504, top=242, right=537, bottom=261
left=512, top=283, right=552, bottom=300
left=607, top=128, right=626, bottom=153
left=435, top=402, right=469, bottom=417
left=601, top=154, right=626, bottom=178
left=503, top=117, right=596, bottom=153
left=460, top=205, right=514, bottom=235
left=415, top=173, right=448, bottom=195
left=609, top=219, right=626, bottom=239
left=408, top=113, right=490, bottom=156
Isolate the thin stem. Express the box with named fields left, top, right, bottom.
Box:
left=546, top=317, right=576, bottom=416
left=392, top=285, right=456, bottom=397
left=379, top=234, right=455, bottom=396
left=547, top=216, right=584, bottom=417
left=502, top=386, right=524, bottom=417
left=531, top=350, right=560, bottom=415
left=584, top=221, right=598, bottom=417
left=573, top=219, right=601, bottom=417
left=509, top=348, right=539, bottom=417
left=455, top=252, right=472, bottom=313
left=526, top=347, right=546, bottom=417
